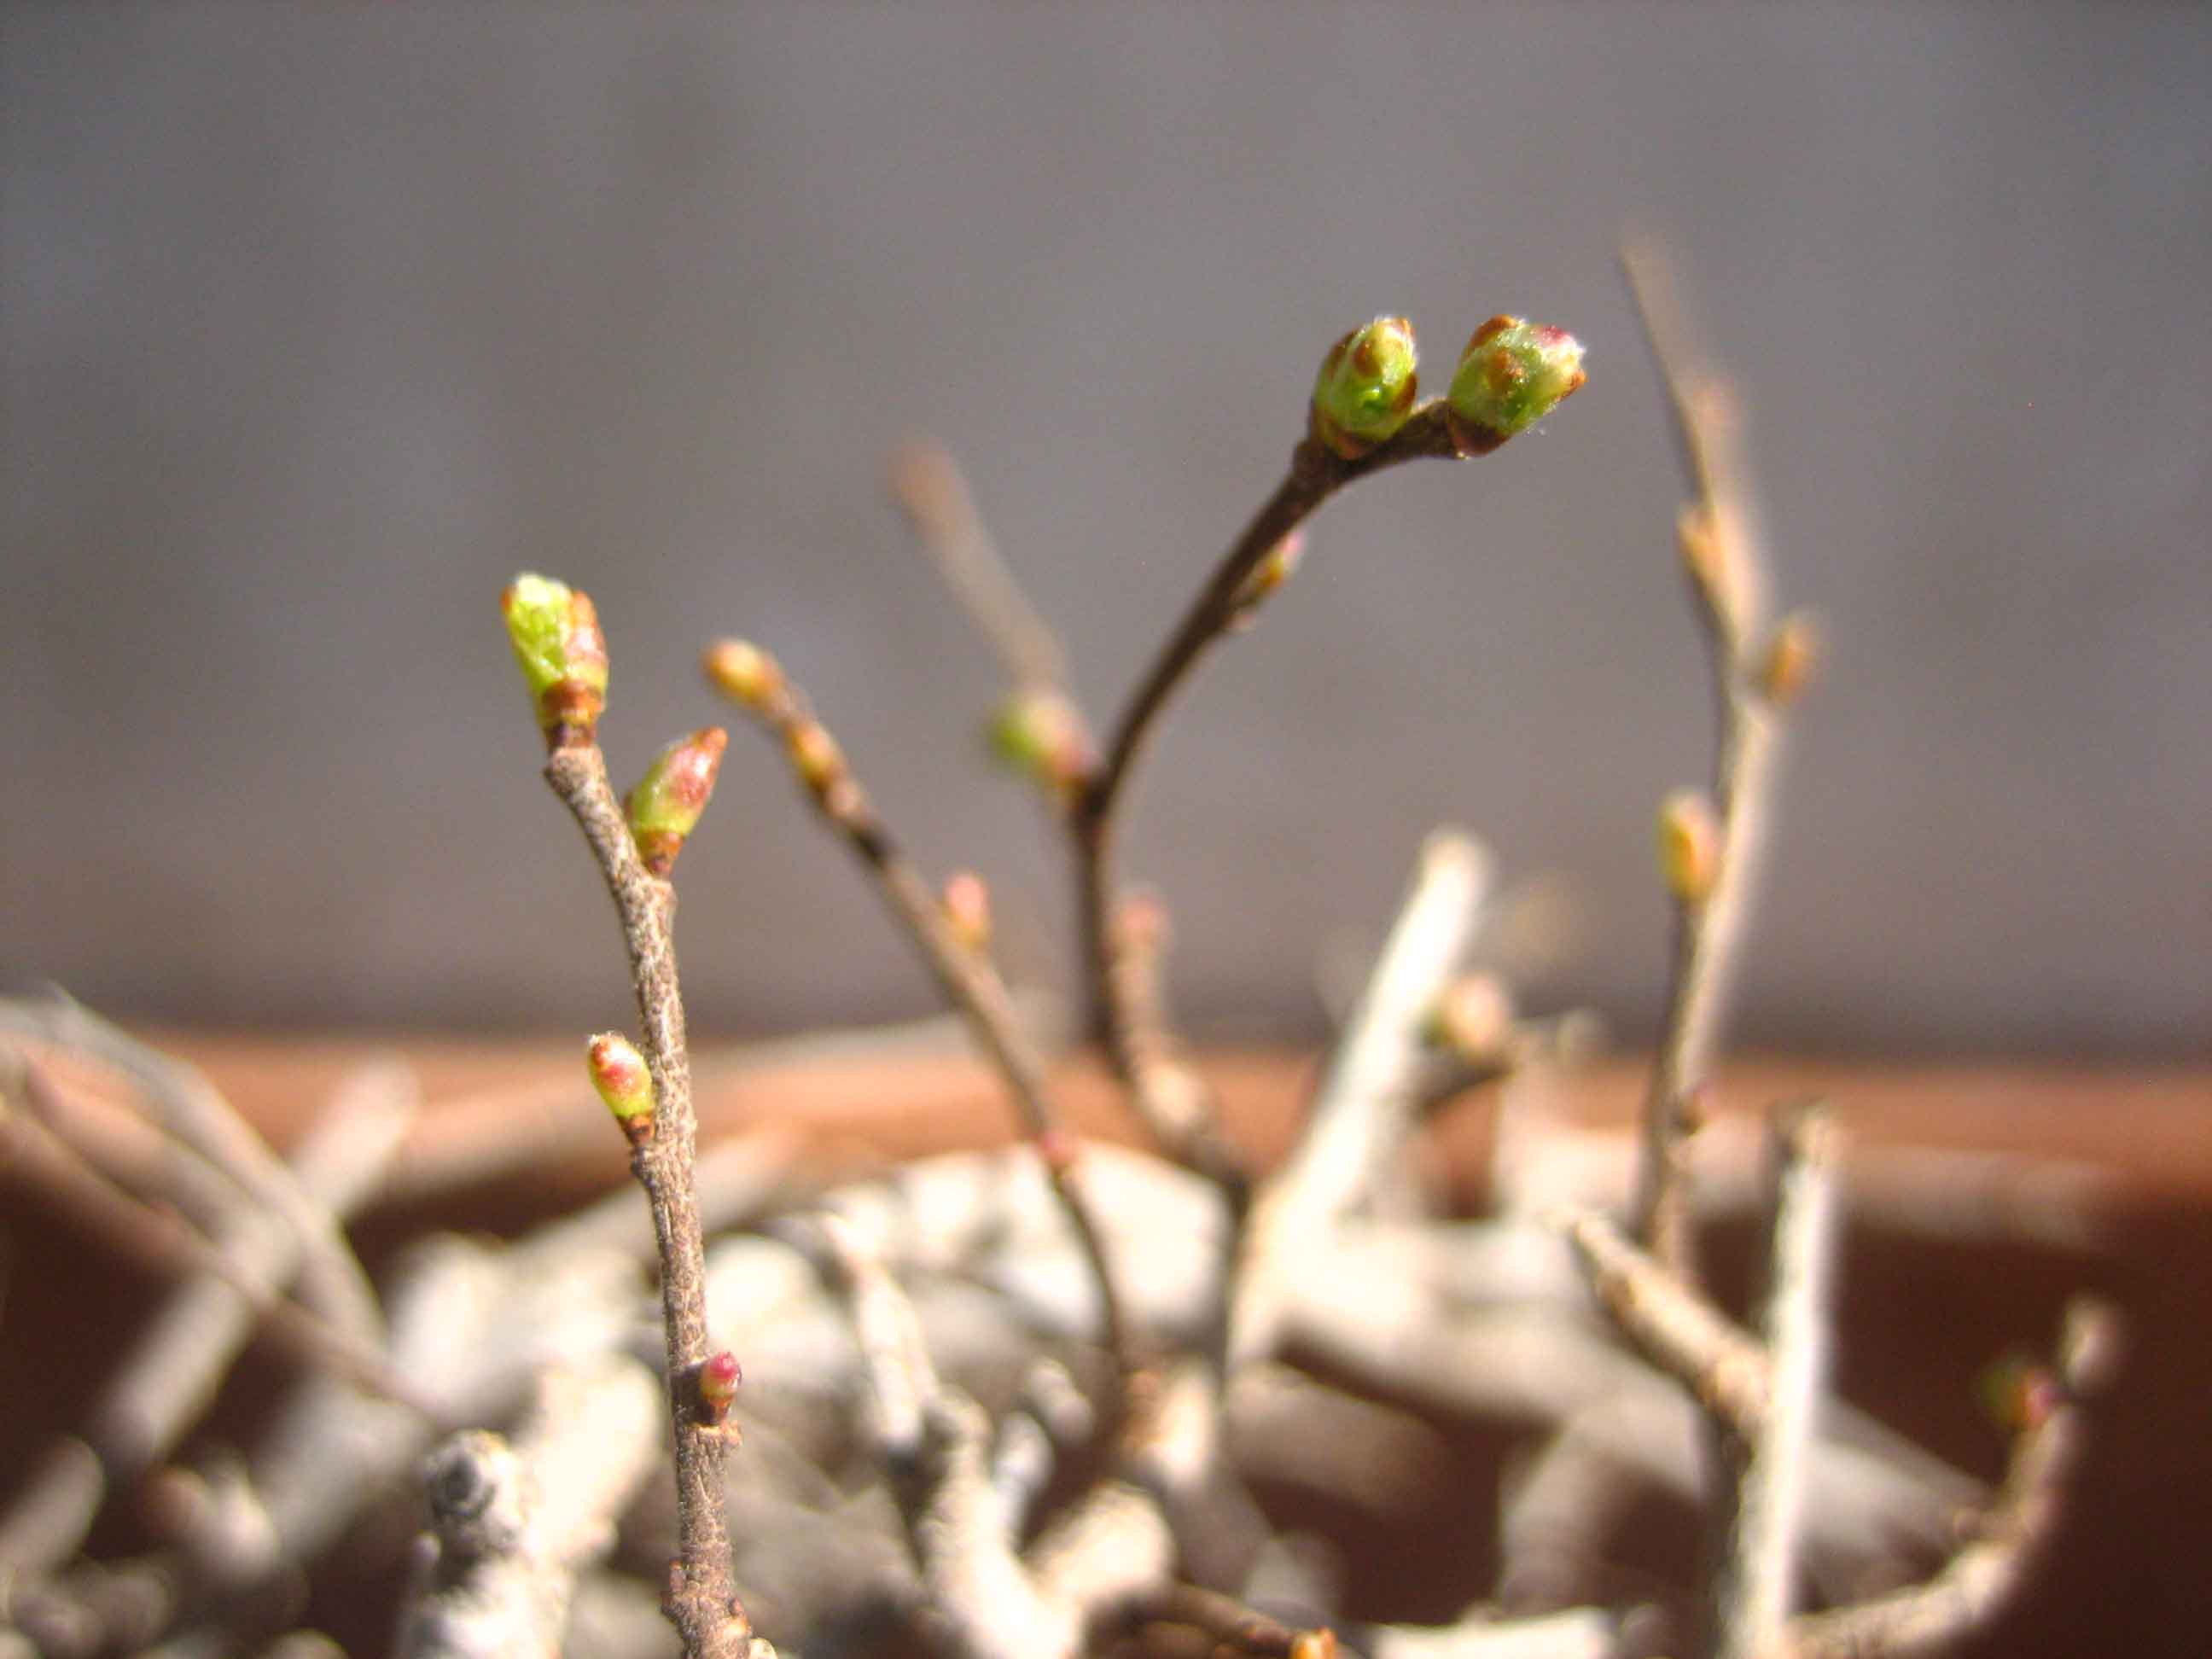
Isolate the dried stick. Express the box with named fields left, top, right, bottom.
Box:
left=713, top=653, right=1134, bottom=1392
left=540, top=742, right=755, bottom=1659
left=1779, top=1300, right=2122, bottom=1659
left=0, top=1060, right=433, bottom=1418
left=1073, top=407, right=1496, bottom=1179
left=0, top=998, right=386, bottom=1348
left=1558, top=1209, right=1772, bottom=1435
left=1619, top=242, right=1804, bottom=1272
left=0, top=1064, right=416, bottom=1579
left=890, top=437, right=1076, bottom=696
left=1230, top=832, right=1489, bottom=1369
left=1714, top=1107, right=1837, bottom=1659
left=395, top=1357, right=663, bottom=1659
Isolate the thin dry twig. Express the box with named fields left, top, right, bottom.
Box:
left=1231, top=832, right=1489, bottom=1370
left=1714, top=1106, right=1838, bottom=1659
left=0, top=998, right=387, bottom=1349
left=541, top=742, right=755, bottom=1659
left=0, top=1059, right=434, bottom=1419
left=1618, top=242, right=1802, bottom=1274
left=890, top=437, right=1076, bottom=696
left=1074, top=406, right=1496, bottom=1185
left=715, top=654, right=1134, bottom=1396
left=1778, top=1300, right=2122, bottom=1659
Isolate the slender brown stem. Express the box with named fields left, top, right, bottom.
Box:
left=723, top=678, right=1137, bottom=1401
left=1620, top=242, right=1790, bottom=1272
left=0, top=1059, right=436, bottom=1422
left=542, top=744, right=751, bottom=1659
left=1074, top=406, right=1489, bottom=1179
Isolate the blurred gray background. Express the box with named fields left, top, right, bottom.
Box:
left=4, top=3, right=2207, bottom=1056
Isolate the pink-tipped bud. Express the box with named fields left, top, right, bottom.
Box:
left=1425, top=973, right=1516, bottom=1063
left=625, top=728, right=729, bottom=876
left=502, top=574, right=610, bottom=748
left=1115, top=891, right=1172, bottom=956
left=697, top=1350, right=742, bottom=1423
left=786, top=720, right=847, bottom=802
left=987, top=690, right=1092, bottom=796
left=1656, top=789, right=1722, bottom=905
left=1035, top=1128, right=1080, bottom=1175
left=1445, top=316, right=1586, bottom=449
left=1757, top=611, right=1819, bottom=706
left=943, top=870, right=992, bottom=954
left=587, top=1032, right=655, bottom=1144
left=1311, top=317, right=1419, bottom=460
left=703, top=638, right=785, bottom=713
left=1228, top=528, right=1307, bottom=632
left=1977, top=1353, right=2059, bottom=1435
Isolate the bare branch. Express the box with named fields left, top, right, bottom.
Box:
left=541, top=742, right=755, bottom=1659
left=1715, top=1107, right=1839, bottom=1659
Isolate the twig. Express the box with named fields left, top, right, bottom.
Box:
left=1779, top=1300, right=2122, bottom=1659
left=0, top=1060, right=434, bottom=1418
left=1618, top=242, right=1802, bottom=1273
left=1557, top=1209, right=1771, bottom=1435
left=1230, top=832, right=1489, bottom=1369
left=0, top=998, right=387, bottom=1348
left=1714, top=1107, right=1837, bottom=1659
left=713, top=653, right=1134, bottom=1396
left=394, top=1357, right=663, bottom=1659
left=540, top=742, right=755, bottom=1659
left=890, top=437, right=1075, bottom=695
left=1074, top=407, right=1492, bottom=1180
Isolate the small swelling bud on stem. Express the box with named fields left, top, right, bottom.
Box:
left=626, top=728, right=731, bottom=877
left=987, top=689, right=1094, bottom=800
left=1310, top=316, right=1420, bottom=459
left=1424, top=972, right=1516, bottom=1065
left=1656, top=789, right=1722, bottom=906
left=696, top=1350, right=742, bottom=1428
left=587, top=1032, right=657, bottom=1146
left=503, top=573, right=610, bottom=748
left=942, top=871, right=992, bottom=954
left=702, top=639, right=785, bottom=713
left=1446, top=316, right=1587, bottom=445
left=1757, top=611, right=1819, bottom=705
left=1227, top=529, right=1307, bottom=632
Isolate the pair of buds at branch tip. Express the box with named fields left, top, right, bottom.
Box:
left=1310, top=314, right=1587, bottom=460
left=703, top=639, right=857, bottom=807
left=500, top=575, right=730, bottom=874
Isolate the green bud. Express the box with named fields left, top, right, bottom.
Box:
left=703, top=638, right=785, bottom=713
left=1446, top=317, right=1587, bottom=445
left=986, top=690, right=1092, bottom=795
left=586, top=1032, right=655, bottom=1144
left=1311, top=317, right=1419, bottom=459
left=501, top=574, right=609, bottom=748
left=625, top=728, right=729, bottom=876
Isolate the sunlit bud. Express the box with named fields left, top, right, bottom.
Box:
left=1656, top=789, right=1722, bottom=905
left=1311, top=317, right=1420, bottom=460
left=1446, top=316, right=1586, bottom=445
left=1757, top=611, right=1819, bottom=706
left=702, top=638, right=785, bottom=713
left=1228, top=529, right=1307, bottom=632
left=943, top=870, right=992, bottom=954
left=625, top=728, right=729, bottom=876
left=586, top=1032, right=655, bottom=1145
left=987, top=690, right=1092, bottom=794
left=1424, top=973, right=1516, bottom=1063
left=1289, top=1632, right=1340, bottom=1659
left=1977, top=1353, right=2059, bottom=1435
left=1677, top=504, right=1745, bottom=636
left=501, top=574, right=609, bottom=748
left=697, top=1350, right=743, bottom=1423
left=787, top=720, right=847, bottom=800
